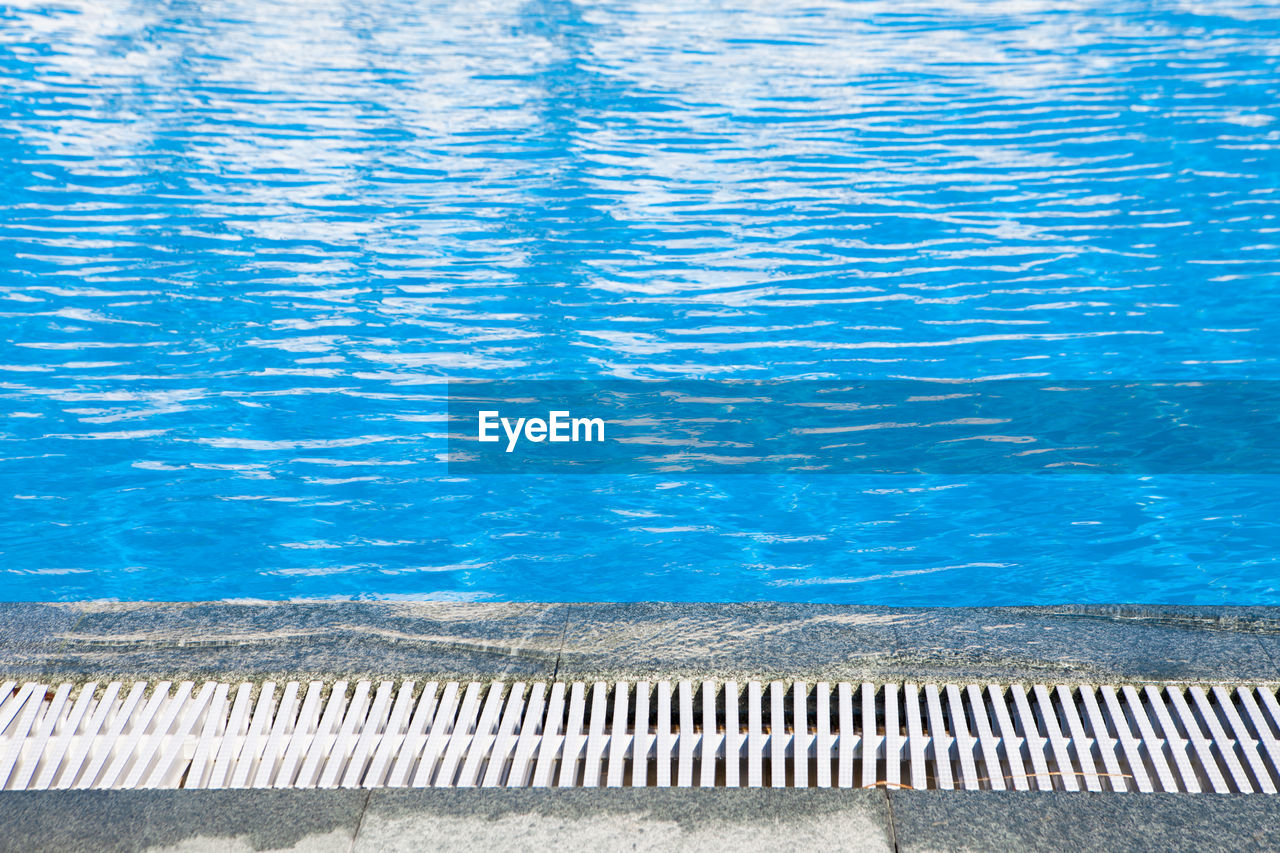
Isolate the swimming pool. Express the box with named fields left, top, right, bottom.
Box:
left=2, top=0, right=1279, bottom=603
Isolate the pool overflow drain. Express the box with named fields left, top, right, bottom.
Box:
left=2, top=679, right=1279, bottom=792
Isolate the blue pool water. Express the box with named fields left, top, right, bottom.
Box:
left=2, top=0, right=1280, bottom=603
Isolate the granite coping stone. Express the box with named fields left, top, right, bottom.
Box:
left=886, top=607, right=1280, bottom=683
left=0, top=789, right=367, bottom=853
left=0, top=604, right=80, bottom=678
left=1, top=789, right=1277, bottom=853
left=1, top=601, right=1279, bottom=683
left=889, top=790, right=1280, bottom=853
left=7, top=602, right=569, bottom=683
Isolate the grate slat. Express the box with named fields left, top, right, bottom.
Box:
left=415, top=681, right=462, bottom=787
left=793, top=682, right=809, bottom=789
left=904, top=685, right=926, bottom=791
left=0, top=682, right=27, bottom=745
left=482, top=681, right=526, bottom=788
left=557, top=682, right=587, bottom=788
left=769, top=682, right=785, bottom=789
left=700, top=681, right=718, bottom=789
left=947, top=684, right=979, bottom=791
left=816, top=682, right=833, bottom=789
left=605, top=681, right=627, bottom=789
left=435, top=681, right=480, bottom=788
left=232, top=682, right=277, bottom=790
left=253, top=682, right=300, bottom=789
left=530, top=682, right=564, bottom=788
left=187, top=681, right=229, bottom=790
left=0, top=679, right=1275, bottom=792
left=924, top=684, right=953, bottom=791
left=678, top=681, right=695, bottom=788
left=272, top=682, right=319, bottom=789
left=294, top=682, right=344, bottom=790
left=747, top=682, right=763, bottom=788
left=724, top=681, right=740, bottom=788
left=837, top=682, right=855, bottom=789
left=364, top=681, right=415, bottom=788
left=655, top=682, right=673, bottom=788
left=326, top=681, right=372, bottom=789
left=884, top=684, right=900, bottom=790
left=345, top=681, right=396, bottom=788
left=506, top=682, right=545, bottom=788
left=582, top=682, right=609, bottom=788
left=0, top=684, right=17, bottom=730
left=861, top=684, right=877, bottom=789
left=212, top=683, right=256, bottom=790
left=630, top=682, right=649, bottom=788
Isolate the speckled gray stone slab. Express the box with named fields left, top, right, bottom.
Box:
left=887, top=791, right=1280, bottom=853
left=4, top=789, right=1280, bottom=853
left=3, top=602, right=569, bottom=682
left=884, top=605, right=1280, bottom=682
left=0, top=604, right=78, bottom=678
left=0, top=790, right=367, bottom=853
left=3, top=602, right=1280, bottom=683
left=556, top=603, right=1280, bottom=682
left=555, top=602, right=903, bottom=681
left=357, top=789, right=894, bottom=853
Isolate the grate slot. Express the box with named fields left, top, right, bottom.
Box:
left=2, top=679, right=1278, bottom=792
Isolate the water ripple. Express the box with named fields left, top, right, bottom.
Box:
left=1, top=0, right=1279, bottom=601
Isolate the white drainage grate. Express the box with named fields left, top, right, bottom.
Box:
left=2, top=679, right=1280, bottom=792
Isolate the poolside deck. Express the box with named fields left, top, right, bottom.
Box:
left=2, top=602, right=1279, bottom=851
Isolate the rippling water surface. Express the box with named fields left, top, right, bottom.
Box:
left=2, top=0, right=1280, bottom=602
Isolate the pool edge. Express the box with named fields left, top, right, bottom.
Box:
left=3, top=601, right=1279, bottom=685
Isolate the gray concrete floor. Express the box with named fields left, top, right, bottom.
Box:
left=1, top=788, right=1278, bottom=853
